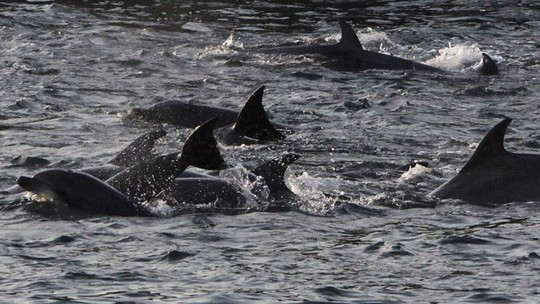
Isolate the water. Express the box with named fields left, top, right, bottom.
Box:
left=1, top=1, right=539, bottom=302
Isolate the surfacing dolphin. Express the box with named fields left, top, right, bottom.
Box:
left=76, top=129, right=299, bottom=211
left=16, top=118, right=225, bottom=216
left=125, top=86, right=287, bottom=145
left=257, top=20, right=498, bottom=75
left=159, top=153, right=301, bottom=212
left=82, top=127, right=226, bottom=181
left=430, top=118, right=540, bottom=204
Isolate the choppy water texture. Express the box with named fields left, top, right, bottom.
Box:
left=1, top=1, right=540, bottom=302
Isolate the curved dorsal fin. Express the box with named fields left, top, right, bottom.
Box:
left=461, top=118, right=511, bottom=173
left=182, top=116, right=227, bottom=170
left=337, top=20, right=363, bottom=51
left=233, top=86, right=285, bottom=141
left=108, top=129, right=166, bottom=167
left=479, top=53, right=499, bottom=75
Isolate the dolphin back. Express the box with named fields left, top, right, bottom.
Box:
left=109, top=129, right=166, bottom=167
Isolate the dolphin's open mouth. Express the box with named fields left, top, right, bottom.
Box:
left=17, top=176, right=58, bottom=202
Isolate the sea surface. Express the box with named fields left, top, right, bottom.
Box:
left=1, top=1, right=539, bottom=302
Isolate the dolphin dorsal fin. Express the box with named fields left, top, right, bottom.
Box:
left=106, top=117, right=226, bottom=203
left=461, top=118, right=511, bottom=172
left=108, top=129, right=166, bottom=167
left=337, top=20, right=363, bottom=51
left=233, top=86, right=285, bottom=141
left=252, top=153, right=301, bottom=195
left=182, top=116, right=227, bottom=170
left=479, top=53, right=499, bottom=75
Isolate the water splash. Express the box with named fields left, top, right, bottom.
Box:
left=196, top=32, right=244, bottom=59
left=287, top=171, right=345, bottom=214
left=398, top=164, right=431, bottom=182
left=425, top=43, right=482, bottom=71
left=146, top=199, right=174, bottom=217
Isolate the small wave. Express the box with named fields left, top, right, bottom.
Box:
left=379, top=242, right=415, bottom=258
left=440, top=235, right=492, bottom=245
left=456, top=86, right=531, bottom=97
left=161, top=249, right=195, bottom=262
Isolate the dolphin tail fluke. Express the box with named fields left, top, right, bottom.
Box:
left=479, top=53, right=499, bottom=75
left=337, top=20, right=363, bottom=51
left=252, top=153, right=301, bottom=197
left=182, top=117, right=227, bottom=170
left=108, top=129, right=166, bottom=167
left=234, top=86, right=285, bottom=141
left=461, top=118, right=511, bottom=173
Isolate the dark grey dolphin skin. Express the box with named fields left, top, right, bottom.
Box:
left=125, top=86, right=286, bottom=145
left=108, top=129, right=166, bottom=167
left=479, top=53, right=499, bottom=75
left=17, top=170, right=152, bottom=216
left=128, top=102, right=238, bottom=129
left=1, top=129, right=170, bottom=194
left=16, top=118, right=225, bottom=216
left=430, top=118, right=540, bottom=204
left=106, top=117, right=225, bottom=202
left=250, top=153, right=301, bottom=203
left=160, top=153, right=301, bottom=210
left=213, top=86, right=285, bottom=145
left=257, top=20, right=498, bottom=75
left=80, top=126, right=224, bottom=181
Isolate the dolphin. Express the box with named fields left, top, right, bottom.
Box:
left=257, top=20, right=498, bottom=75
left=479, top=53, right=499, bottom=75
left=108, top=129, right=166, bottom=167
left=16, top=118, right=225, bottom=216
left=80, top=129, right=169, bottom=181
left=3, top=126, right=224, bottom=194
left=17, top=170, right=153, bottom=216
left=430, top=118, right=540, bottom=204
left=159, top=153, right=301, bottom=211
left=125, top=86, right=287, bottom=145
left=105, top=117, right=225, bottom=202
left=81, top=125, right=226, bottom=181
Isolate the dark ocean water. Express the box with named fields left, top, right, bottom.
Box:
left=1, top=1, right=539, bottom=302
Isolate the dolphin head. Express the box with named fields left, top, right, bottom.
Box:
left=17, top=169, right=147, bottom=216
left=18, top=169, right=101, bottom=204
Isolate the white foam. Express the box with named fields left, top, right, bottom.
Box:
left=425, top=43, right=482, bottom=71
left=398, top=164, right=431, bottom=182
left=287, top=171, right=345, bottom=213
left=146, top=199, right=174, bottom=217
left=25, top=191, right=56, bottom=203
left=196, top=32, right=244, bottom=59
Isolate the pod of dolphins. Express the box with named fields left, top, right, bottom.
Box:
left=10, top=21, right=536, bottom=217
